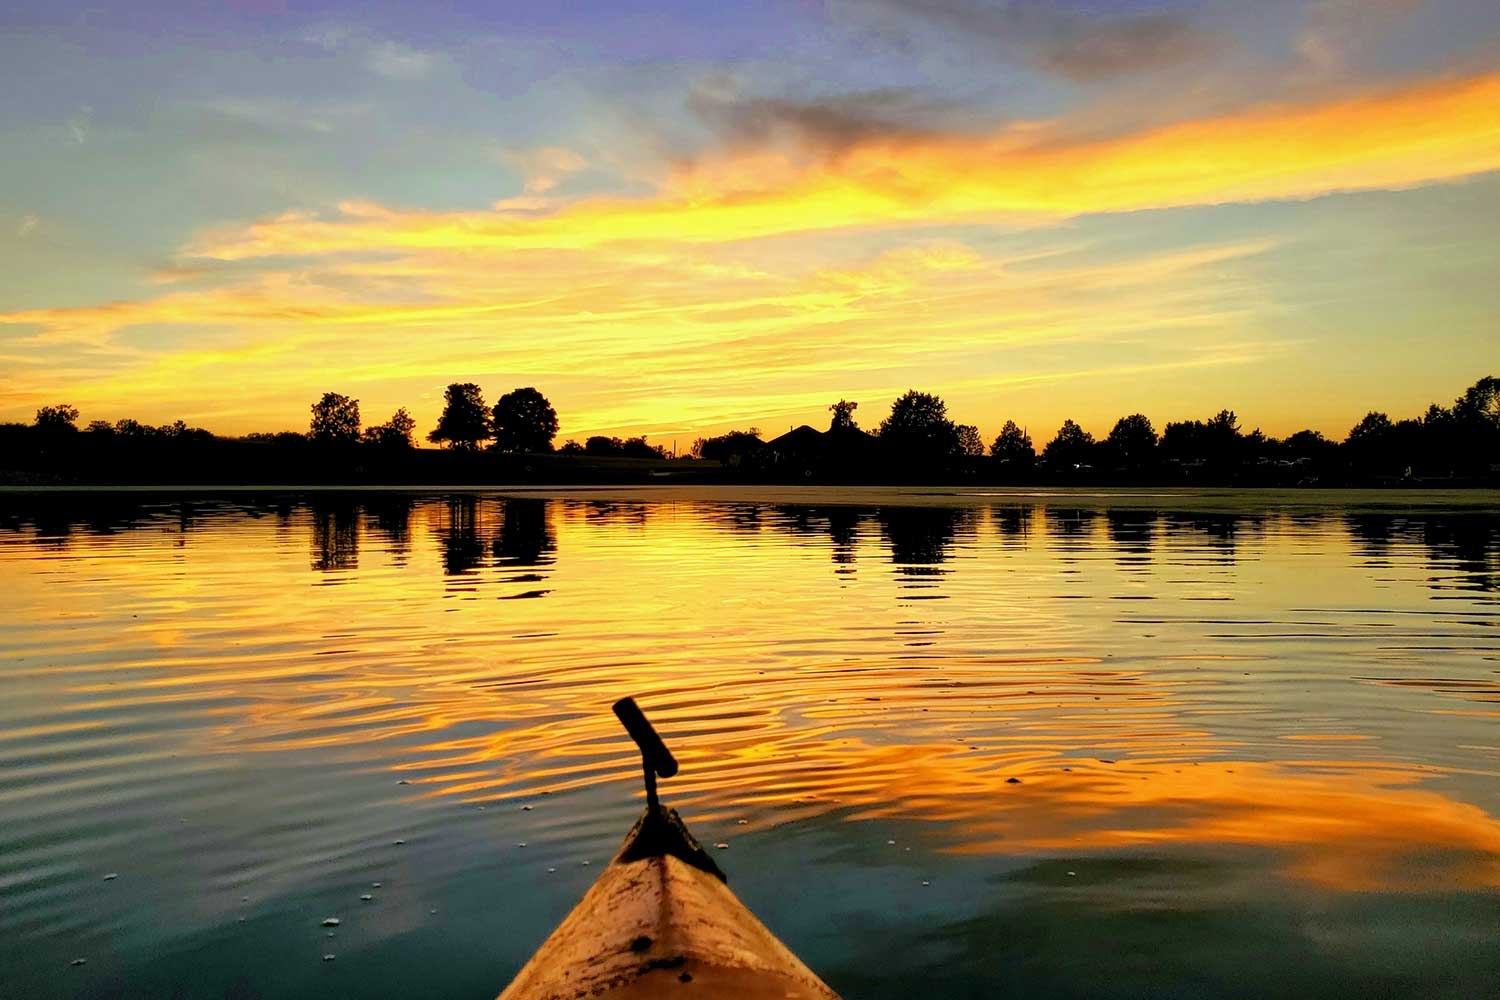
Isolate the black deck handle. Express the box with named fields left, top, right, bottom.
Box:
left=613, top=697, right=679, bottom=778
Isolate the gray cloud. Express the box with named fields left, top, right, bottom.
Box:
left=1040, top=12, right=1223, bottom=82
left=836, top=0, right=1224, bottom=82
left=688, top=84, right=972, bottom=156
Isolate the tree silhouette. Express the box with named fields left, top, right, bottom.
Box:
left=34, top=404, right=79, bottom=431
left=990, top=421, right=1035, bottom=467
left=309, top=392, right=360, bottom=444
left=620, top=436, right=666, bottom=458
left=428, top=383, right=490, bottom=450
left=492, top=387, right=558, bottom=453
left=585, top=436, right=623, bottom=455
left=1347, top=411, right=1394, bottom=446
left=955, top=424, right=985, bottom=457
left=828, top=400, right=859, bottom=432
left=692, top=429, right=764, bottom=465
left=1454, top=376, right=1499, bottom=424
left=879, top=390, right=959, bottom=461
left=1043, top=419, right=1095, bottom=469
left=1105, top=413, right=1157, bottom=468
left=1282, top=429, right=1336, bottom=463
left=1345, top=410, right=1397, bottom=474
left=363, top=407, right=417, bottom=448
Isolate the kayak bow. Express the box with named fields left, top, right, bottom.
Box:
left=496, top=699, right=841, bottom=1000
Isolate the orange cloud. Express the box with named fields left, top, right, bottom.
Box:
left=187, top=71, right=1500, bottom=260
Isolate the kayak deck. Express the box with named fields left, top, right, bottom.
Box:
left=497, top=805, right=841, bottom=1000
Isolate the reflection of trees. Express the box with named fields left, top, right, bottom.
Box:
left=1106, top=510, right=1156, bottom=569
left=880, top=507, right=965, bottom=568
left=579, top=501, right=650, bottom=527
left=493, top=499, right=556, bottom=569
left=770, top=506, right=867, bottom=567
left=1162, top=512, right=1248, bottom=561
left=1045, top=507, right=1098, bottom=540
left=990, top=505, right=1034, bottom=543
left=1345, top=513, right=1396, bottom=559
left=827, top=507, right=863, bottom=567
left=31, top=507, right=73, bottom=548
left=1346, top=512, right=1497, bottom=591
left=721, top=504, right=764, bottom=533
left=174, top=500, right=197, bottom=546
left=1418, top=515, right=1497, bottom=593
left=365, top=495, right=413, bottom=564
left=309, top=498, right=359, bottom=571
left=439, top=496, right=484, bottom=575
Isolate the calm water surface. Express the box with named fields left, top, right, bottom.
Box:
left=2, top=487, right=1498, bottom=999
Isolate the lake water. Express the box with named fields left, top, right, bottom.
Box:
left=2, top=487, right=1498, bottom=1000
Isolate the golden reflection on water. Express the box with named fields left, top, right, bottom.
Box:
left=3, top=489, right=1499, bottom=921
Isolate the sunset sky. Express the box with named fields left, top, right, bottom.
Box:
left=2, top=0, right=1498, bottom=445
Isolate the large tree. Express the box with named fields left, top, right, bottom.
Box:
left=309, top=392, right=360, bottom=444
left=955, top=424, right=985, bottom=457
left=1105, top=413, right=1158, bottom=468
left=878, top=390, right=959, bottom=459
left=828, top=399, right=859, bottom=432
left=364, top=407, right=417, bottom=448
left=1042, top=419, right=1096, bottom=469
left=691, top=428, right=763, bottom=465
left=491, top=387, right=559, bottom=453
left=34, top=404, right=79, bottom=431
left=428, top=383, right=491, bottom=450
left=990, top=420, right=1035, bottom=468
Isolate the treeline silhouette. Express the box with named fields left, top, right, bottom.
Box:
left=3, top=376, right=1496, bottom=486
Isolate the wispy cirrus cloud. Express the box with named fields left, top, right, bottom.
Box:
left=298, top=24, right=439, bottom=81
left=0, top=225, right=1280, bottom=439
left=500, top=146, right=589, bottom=195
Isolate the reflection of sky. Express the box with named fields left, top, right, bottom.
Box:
left=2, top=2, right=1499, bottom=441
left=2, top=491, right=1498, bottom=995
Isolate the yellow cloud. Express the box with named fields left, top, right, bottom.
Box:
left=0, top=234, right=1276, bottom=436
left=186, top=71, right=1500, bottom=260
